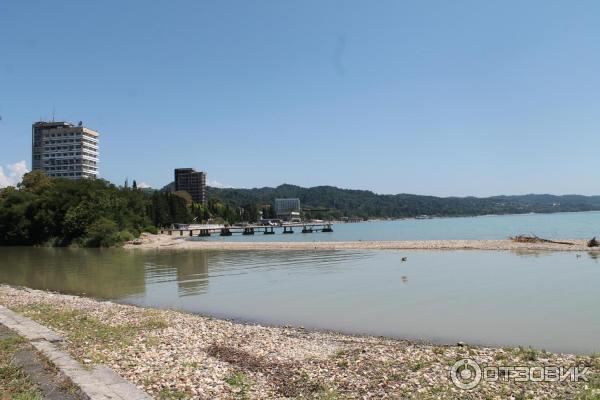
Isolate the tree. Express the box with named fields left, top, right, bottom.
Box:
left=168, top=193, right=192, bottom=223
left=0, top=175, right=154, bottom=247
left=19, top=170, right=53, bottom=193
left=132, top=180, right=137, bottom=190
left=173, top=191, right=192, bottom=204
left=242, top=203, right=259, bottom=222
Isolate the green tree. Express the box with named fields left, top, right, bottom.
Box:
left=85, top=217, right=120, bottom=247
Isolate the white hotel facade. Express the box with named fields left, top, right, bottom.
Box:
left=31, top=121, right=99, bottom=179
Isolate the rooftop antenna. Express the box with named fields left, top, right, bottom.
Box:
left=52, top=105, right=55, bottom=122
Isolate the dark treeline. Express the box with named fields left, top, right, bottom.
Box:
left=0, top=172, right=155, bottom=247
left=206, top=184, right=600, bottom=220
left=0, top=172, right=258, bottom=247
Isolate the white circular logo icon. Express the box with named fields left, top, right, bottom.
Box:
left=450, top=358, right=482, bottom=390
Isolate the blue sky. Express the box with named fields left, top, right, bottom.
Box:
left=1, top=1, right=599, bottom=196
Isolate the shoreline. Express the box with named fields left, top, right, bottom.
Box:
left=124, top=233, right=598, bottom=252
left=0, top=285, right=597, bottom=399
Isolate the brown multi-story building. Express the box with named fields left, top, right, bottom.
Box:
left=32, top=121, right=99, bottom=179
left=174, top=168, right=207, bottom=204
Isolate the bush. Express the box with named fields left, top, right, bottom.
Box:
left=143, top=226, right=158, bottom=234
left=84, top=218, right=121, bottom=247
left=117, top=230, right=134, bottom=243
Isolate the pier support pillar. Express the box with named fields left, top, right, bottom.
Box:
left=264, top=227, right=275, bottom=235
left=220, top=228, right=232, bottom=236
left=322, top=224, right=333, bottom=233
left=283, top=226, right=294, bottom=234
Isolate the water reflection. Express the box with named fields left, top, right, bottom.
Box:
left=0, top=247, right=146, bottom=299
left=513, top=249, right=599, bottom=261
left=143, top=251, right=210, bottom=297
left=1, top=247, right=599, bottom=353
left=587, top=251, right=600, bottom=261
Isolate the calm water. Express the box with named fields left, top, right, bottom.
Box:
left=194, top=211, right=600, bottom=242
left=1, top=246, right=599, bottom=354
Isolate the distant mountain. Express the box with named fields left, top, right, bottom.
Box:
left=164, top=182, right=600, bottom=218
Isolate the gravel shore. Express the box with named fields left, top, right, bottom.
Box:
left=124, top=233, right=598, bottom=252
left=0, top=285, right=597, bottom=399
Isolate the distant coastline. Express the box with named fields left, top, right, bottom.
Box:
left=205, top=183, right=600, bottom=220
left=352, top=209, right=600, bottom=222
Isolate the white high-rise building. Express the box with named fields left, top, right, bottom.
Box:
left=32, top=121, right=99, bottom=179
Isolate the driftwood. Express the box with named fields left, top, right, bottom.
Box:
left=587, top=237, right=599, bottom=247
left=510, top=235, right=574, bottom=246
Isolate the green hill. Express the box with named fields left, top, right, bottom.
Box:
left=197, top=184, right=600, bottom=219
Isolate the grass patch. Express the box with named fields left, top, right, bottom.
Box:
left=182, top=361, right=200, bottom=369
left=409, top=360, right=424, bottom=372
left=516, top=346, right=538, bottom=361
left=432, top=347, right=445, bottom=356
left=225, top=371, right=252, bottom=399
left=389, top=372, right=403, bottom=381
left=316, top=387, right=344, bottom=399
left=143, top=318, right=169, bottom=330
left=333, top=349, right=347, bottom=358
left=0, top=336, right=42, bottom=400
left=158, top=387, right=189, bottom=399
left=576, top=373, right=600, bottom=400
left=144, top=335, right=160, bottom=347
left=13, top=303, right=169, bottom=361
left=0, top=336, right=26, bottom=352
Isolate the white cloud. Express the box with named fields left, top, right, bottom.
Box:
left=0, top=160, right=29, bottom=188
left=136, top=181, right=151, bottom=189
left=208, top=180, right=233, bottom=188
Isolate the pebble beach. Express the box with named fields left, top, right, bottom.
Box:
left=0, top=285, right=597, bottom=399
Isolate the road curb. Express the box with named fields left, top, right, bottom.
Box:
left=0, top=305, right=151, bottom=400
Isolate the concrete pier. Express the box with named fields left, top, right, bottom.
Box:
left=171, top=222, right=333, bottom=237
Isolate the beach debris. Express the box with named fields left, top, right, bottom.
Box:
left=401, top=276, right=408, bottom=283
left=401, top=257, right=407, bottom=262
left=587, top=237, right=599, bottom=247
left=456, top=341, right=466, bottom=347
left=509, top=235, right=574, bottom=245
